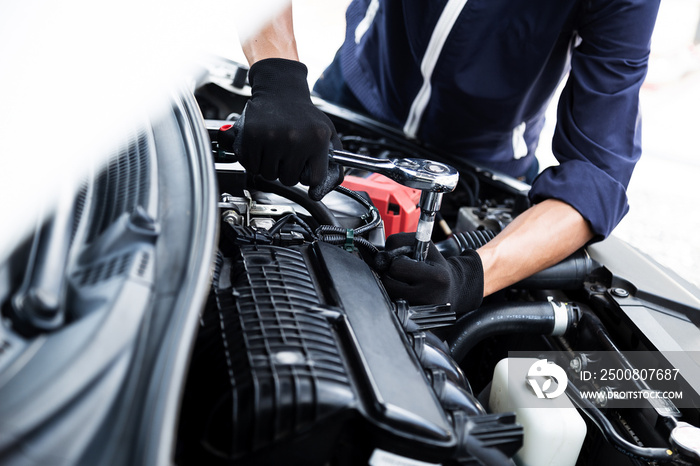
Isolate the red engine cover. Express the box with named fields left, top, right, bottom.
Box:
left=341, top=173, right=421, bottom=237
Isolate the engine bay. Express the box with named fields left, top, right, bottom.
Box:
left=4, top=60, right=697, bottom=465
left=174, top=61, right=700, bottom=466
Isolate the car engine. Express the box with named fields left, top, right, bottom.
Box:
left=174, top=60, right=700, bottom=466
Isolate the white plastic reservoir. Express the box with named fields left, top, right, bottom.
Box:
left=488, top=358, right=587, bottom=466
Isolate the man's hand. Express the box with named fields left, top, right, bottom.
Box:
left=238, top=4, right=342, bottom=200
left=238, top=59, right=343, bottom=200
left=377, top=233, right=484, bottom=315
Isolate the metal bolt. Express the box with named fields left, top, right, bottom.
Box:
left=570, top=357, right=582, bottom=372
left=223, top=210, right=242, bottom=226
left=611, top=287, right=629, bottom=298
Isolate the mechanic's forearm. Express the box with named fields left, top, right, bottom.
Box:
left=242, top=3, right=299, bottom=65
left=476, top=199, right=594, bottom=297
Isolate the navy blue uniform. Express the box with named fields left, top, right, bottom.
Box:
left=316, top=0, right=660, bottom=239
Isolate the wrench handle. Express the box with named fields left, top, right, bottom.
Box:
left=329, top=150, right=396, bottom=173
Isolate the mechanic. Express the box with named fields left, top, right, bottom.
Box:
left=237, top=0, right=660, bottom=314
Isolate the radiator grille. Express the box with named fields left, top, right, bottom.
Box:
left=74, top=252, right=133, bottom=286
left=86, top=132, right=152, bottom=243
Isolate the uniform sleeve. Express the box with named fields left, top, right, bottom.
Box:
left=529, top=0, right=660, bottom=240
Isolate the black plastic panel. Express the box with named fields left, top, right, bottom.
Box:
left=219, top=246, right=355, bottom=452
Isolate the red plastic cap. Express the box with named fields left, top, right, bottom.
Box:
left=341, top=174, right=421, bottom=237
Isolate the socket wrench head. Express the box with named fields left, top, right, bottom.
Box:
left=392, top=158, right=459, bottom=192
left=329, top=150, right=459, bottom=193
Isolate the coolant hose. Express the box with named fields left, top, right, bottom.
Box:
left=448, top=301, right=580, bottom=363
left=516, top=249, right=599, bottom=290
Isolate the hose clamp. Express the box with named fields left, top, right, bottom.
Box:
left=549, top=298, right=569, bottom=336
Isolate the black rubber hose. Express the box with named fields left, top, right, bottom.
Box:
left=516, top=250, right=600, bottom=290
left=448, top=301, right=579, bottom=363
left=436, top=230, right=498, bottom=257
left=250, top=176, right=342, bottom=227
left=267, top=213, right=317, bottom=240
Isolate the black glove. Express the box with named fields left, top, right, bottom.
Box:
left=378, top=233, right=484, bottom=314
left=236, top=58, right=344, bottom=201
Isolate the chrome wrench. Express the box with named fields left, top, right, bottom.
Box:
left=329, top=150, right=459, bottom=261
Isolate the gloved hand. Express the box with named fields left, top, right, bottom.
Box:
left=236, top=58, right=344, bottom=201
left=377, top=233, right=484, bottom=314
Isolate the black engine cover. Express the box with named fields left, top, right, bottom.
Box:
left=179, top=242, right=459, bottom=465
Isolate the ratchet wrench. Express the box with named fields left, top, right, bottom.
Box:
left=215, top=123, right=459, bottom=260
